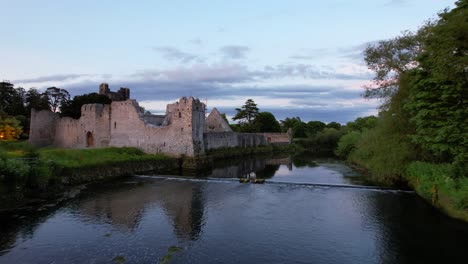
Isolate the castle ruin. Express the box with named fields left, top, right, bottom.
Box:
left=29, top=84, right=291, bottom=157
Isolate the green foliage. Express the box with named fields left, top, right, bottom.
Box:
left=38, top=147, right=168, bottom=169
left=406, top=162, right=468, bottom=218
left=232, top=99, right=259, bottom=125
left=60, top=93, right=111, bottom=119
left=347, top=120, right=415, bottom=185
left=292, top=122, right=308, bottom=138
left=45, top=87, right=70, bottom=113
left=0, top=116, right=23, bottom=140
left=326, top=122, right=341, bottom=130
left=306, top=121, right=326, bottom=135
left=280, top=117, right=302, bottom=132
left=335, top=131, right=362, bottom=158
left=346, top=116, right=378, bottom=132
left=26, top=88, right=49, bottom=113
left=363, top=29, right=426, bottom=101
left=0, top=82, right=27, bottom=116
left=0, top=158, right=30, bottom=183
left=252, top=112, right=281, bottom=132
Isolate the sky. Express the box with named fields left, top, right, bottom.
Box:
left=0, top=0, right=455, bottom=123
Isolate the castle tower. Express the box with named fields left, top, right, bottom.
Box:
left=99, top=83, right=110, bottom=95
left=167, top=97, right=206, bottom=156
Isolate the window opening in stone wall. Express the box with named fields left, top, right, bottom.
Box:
left=86, top=132, right=94, bottom=147
left=179, top=112, right=182, bottom=118
left=114, top=122, right=117, bottom=129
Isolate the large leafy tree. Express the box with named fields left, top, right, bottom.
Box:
left=45, top=87, right=70, bottom=112
left=362, top=0, right=467, bottom=165
left=26, top=88, right=49, bottom=113
left=403, top=0, right=468, bottom=163
left=363, top=28, right=429, bottom=105
left=60, top=93, right=111, bottom=119
left=232, top=99, right=259, bottom=125
left=253, top=112, right=281, bottom=133
left=0, top=82, right=27, bottom=116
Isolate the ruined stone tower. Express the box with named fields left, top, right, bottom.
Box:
left=165, top=97, right=206, bottom=156
left=99, top=83, right=130, bottom=101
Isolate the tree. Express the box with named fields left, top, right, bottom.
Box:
left=232, top=99, right=259, bottom=125
left=292, top=122, right=308, bottom=138
left=0, top=82, right=27, bottom=116
left=363, top=28, right=429, bottom=104
left=306, top=121, right=326, bottom=136
left=280, top=117, right=302, bottom=132
left=326, top=122, right=341, bottom=130
left=60, top=93, right=111, bottom=119
left=346, top=116, right=378, bottom=132
left=402, top=1, right=468, bottom=163
left=45, top=87, right=70, bottom=112
left=26, top=88, right=49, bottom=113
left=253, top=112, right=281, bottom=132
left=0, top=116, right=23, bottom=140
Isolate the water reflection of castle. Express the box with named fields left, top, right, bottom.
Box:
left=78, top=157, right=292, bottom=240
left=209, top=157, right=292, bottom=179
left=79, top=181, right=204, bottom=241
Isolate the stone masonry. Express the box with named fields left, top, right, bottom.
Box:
left=29, top=85, right=291, bottom=157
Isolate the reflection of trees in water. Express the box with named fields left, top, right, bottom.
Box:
left=291, top=155, right=318, bottom=168
left=79, top=180, right=205, bottom=241
left=255, top=165, right=280, bottom=179
left=353, top=191, right=468, bottom=263
left=0, top=207, right=60, bottom=255
left=210, top=156, right=291, bottom=179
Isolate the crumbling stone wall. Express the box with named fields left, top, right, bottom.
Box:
left=203, top=132, right=266, bottom=150
left=29, top=109, right=57, bottom=146
left=258, top=132, right=292, bottom=145
left=29, top=84, right=290, bottom=157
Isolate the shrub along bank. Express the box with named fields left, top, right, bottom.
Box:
left=0, top=142, right=174, bottom=191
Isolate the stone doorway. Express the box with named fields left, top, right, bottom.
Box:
left=86, top=131, right=94, bottom=147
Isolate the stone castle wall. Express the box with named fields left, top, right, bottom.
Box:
left=258, top=132, right=292, bottom=145
left=29, top=85, right=290, bottom=157
left=203, top=132, right=266, bottom=150
left=29, top=110, right=58, bottom=146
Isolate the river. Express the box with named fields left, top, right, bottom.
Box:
left=0, top=154, right=467, bottom=263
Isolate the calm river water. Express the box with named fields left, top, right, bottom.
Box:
left=0, top=155, right=467, bottom=264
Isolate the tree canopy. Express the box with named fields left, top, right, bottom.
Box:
left=232, top=99, right=259, bottom=125
left=45, top=87, right=70, bottom=113
left=60, top=93, right=111, bottom=119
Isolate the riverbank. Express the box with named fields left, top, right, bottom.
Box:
left=0, top=142, right=296, bottom=211
left=346, top=158, right=468, bottom=222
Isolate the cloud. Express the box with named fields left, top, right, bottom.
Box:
left=385, top=0, right=408, bottom=6
left=14, top=59, right=377, bottom=123
left=189, top=38, right=203, bottom=45
left=152, top=46, right=202, bottom=63
left=289, top=42, right=378, bottom=64
left=220, top=45, right=250, bottom=59
left=13, top=74, right=90, bottom=83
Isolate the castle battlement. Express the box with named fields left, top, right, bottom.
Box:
left=29, top=85, right=290, bottom=157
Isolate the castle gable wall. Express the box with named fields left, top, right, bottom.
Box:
left=205, top=108, right=232, bottom=132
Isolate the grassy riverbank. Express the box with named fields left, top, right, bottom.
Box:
left=0, top=142, right=172, bottom=188
left=345, top=156, right=468, bottom=222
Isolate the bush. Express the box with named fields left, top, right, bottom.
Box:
left=335, top=131, right=362, bottom=158
left=348, top=127, right=415, bottom=184
left=406, top=162, right=468, bottom=213
left=0, top=158, right=30, bottom=183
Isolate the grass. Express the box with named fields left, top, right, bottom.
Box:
left=406, top=161, right=468, bottom=222
left=0, top=141, right=172, bottom=193
left=38, top=147, right=168, bottom=169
